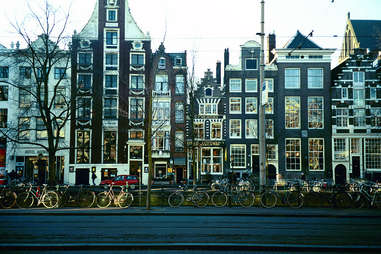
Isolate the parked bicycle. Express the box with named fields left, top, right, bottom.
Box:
left=16, top=183, right=59, bottom=209
left=260, top=181, right=304, bottom=208
left=168, top=184, right=209, bottom=208
left=96, top=184, right=134, bottom=208
left=327, top=184, right=357, bottom=208
left=56, top=185, right=96, bottom=208
left=353, top=182, right=381, bottom=208
left=211, top=183, right=255, bottom=208
left=0, top=186, right=17, bottom=209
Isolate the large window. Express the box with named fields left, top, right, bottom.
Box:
left=353, top=71, right=365, bottom=86
left=77, top=97, right=91, bottom=121
left=365, top=138, right=381, bottom=170
left=231, top=145, right=246, bottom=168
left=0, top=109, right=7, bottom=128
left=285, top=68, right=300, bottom=89
left=195, top=122, right=204, bottom=139
left=105, top=31, right=118, bottom=47
left=104, top=98, right=118, bottom=119
left=308, top=97, right=323, bottom=129
left=153, top=131, right=170, bottom=151
left=353, top=109, right=366, bottom=127
left=105, top=53, right=118, bottom=70
left=107, top=9, right=117, bottom=22
left=131, top=53, right=144, bottom=66
left=18, top=117, right=30, bottom=140
left=229, top=98, right=241, bottom=114
left=353, top=88, right=365, bottom=107
left=36, top=117, right=47, bottom=139
left=76, top=130, right=90, bottom=163
left=152, top=101, right=170, bottom=123
left=245, top=119, right=257, bottom=138
left=103, top=131, right=117, bottom=163
left=267, top=144, right=277, bottom=161
left=245, top=97, right=257, bottom=114
left=285, top=96, right=300, bottom=129
left=285, top=139, right=301, bottom=171
left=265, top=119, right=274, bottom=138
left=245, top=58, right=258, bottom=70
left=78, top=74, right=92, bottom=91
left=129, top=98, right=144, bottom=120
left=0, top=67, right=9, bottom=79
left=19, top=88, right=31, bottom=108
left=229, top=79, right=241, bottom=92
left=175, top=131, right=184, bottom=152
left=308, top=139, right=324, bottom=171
left=265, top=97, right=273, bottom=114
left=130, top=75, right=144, bottom=90
left=334, top=138, right=347, bottom=160
left=308, top=68, right=323, bottom=88
left=175, top=102, right=184, bottom=123
left=265, top=78, right=274, bottom=92
left=54, top=87, right=66, bottom=109
left=54, top=67, right=66, bottom=79
left=370, top=108, right=381, bottom=127
left=245, top=79, right=257, bottom=92
left=370, top=87, right=377, bottom=100
left=19, top=67, right=31, bottom=79
left=229, top=119, right=241, bottom=138
left=154, top=75, right=169, bottom=94
left=211, top=122, right=222, bottom=140
left=105, top=75, right=117, bottom=95
left=336, top=108, right=349, bottom=128
left=199, top=103, right=217, bottom=115
left=79, top=53, right=92, bottom=66
left=175, top=76, right=185, bottom=94
left=201, top=148, right=223, bottom=174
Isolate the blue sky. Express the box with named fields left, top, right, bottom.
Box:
left=1, top=0, right=380, bottom=78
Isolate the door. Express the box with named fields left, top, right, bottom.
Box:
left=352, top=156, right=360, bottom=179
left=176, top=167, right=184, bottom=184
left=252, top=155, right=259, bottom=176
left=76, top=168, right=90, bottom=185
left=335, top=165, right=346, bottom=185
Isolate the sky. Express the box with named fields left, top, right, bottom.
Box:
left=0, top=0, right=381, bottom=79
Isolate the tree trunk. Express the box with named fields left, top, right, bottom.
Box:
left=48, top=152, right=56, bottom=186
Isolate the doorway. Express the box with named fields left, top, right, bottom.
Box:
left=335, top=164, right=347, bottom=185
left=75, top=168, right=90, bottom=185
left=352, top=156, right=360, bottom=179
left=252, top=155, right=259, bottom=176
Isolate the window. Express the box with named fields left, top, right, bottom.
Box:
left=19, top=117, right=30, bottom=140
left=54, top=67, right=66, bottom=79
left=229, top=79, right=241, bottom=92
left=353, top=88, right=365, bottom=107
left=245, top=58, right=257, bottom=70
left=77, top=97, right=91, bottom=121
left=370, top=108, right=381, bottom=127
left=370, top=87, right=377, bottom=100
left=175, top=57, right=182, bottom=66
left=201, top=148, right=223, bottom=174
left=285, top=68, right=300, bottom=89
left=353, top=109, right=366, bottom=127
left=365, top=138, right=381, bottom=170
left=341, top=87, right=348, bottom=99
left=265, top=78, right=274, bottom=92
left=175, top=102, right=184, bottom=123
left=19, top=67, right=31, bottom=79
left=199, top=103, right=217, bottom=115
left=0, top=109, right=7, bottom=128
left=267, top=145, right=277, bottom=161
left=104, top=98, right=117, bottom=119
left=105, top=75, right=118, bottom=95
left=231, top=145, right=246, bottom=168
left=229, top=119, right=241, bottom=138
left=211, top=122, right=222, bottom=140
left=245, top=119, right=257, bottom=138
left=130, top=75, right=144, bottom=90
left=265, top=97, right=273, bottom=114
left=265, top=119, right=274, bottom=138
left=153, top=131, right=170, bottom=151
left=175, top=76, right=184, bottom=94
left=78, top=74, right=92, bottom=91
left=205, top=88, right=212, bottom=97
left=0, top=67, right=9, bottom=79
left=103, top=131, right=117, bottom=163
left=334, top=138, right=347, bottom=160
left=229, top=98, right=241, bottom=114
left=285, top=96, right=300, bottom=128
left=353, top=71, right=365, bottom=86
left=106, top=31, right=118, bottom=47
left=107, top=9, right=117, bottom=22
left=308, top=139, right=324, bottom=171
left=308, top=97, right=324, bottom=129
left=351, top=138, right=361, bottom=154
left=105, top=53, right=118, bottom=70
left=79, top=53, right=92, bottom=66
left=245, top=97, right=257, bottom=114
left=152, top=101, right=170, bottom=123
left=131, top=53, right=144, bottom=66
left=195, top=122, right=204, bottom=139
left=175, top=131, right=184, bottom=152
left=76, top=130, right=90, bottom=163
left=53, top=118, right=64, bottom=138
left=36, top=117, right=47, bottom=139
left=308, top=68, right=323, bottom=88
left=336, top=108, right=349, bottom=128
left=155, top=163, right=167, bottom=179
left=54, top=87, right=66, bottom=108
left=285, top=139, right=301, bottom=171
left=0, top=86, right=8, bottom=101
left=129, top=98, right=144, bottom=120
left=158, top=57, right=166, bottom=69
left=154, top=75, right=169, bottom=94
left=129, top=130, right=144, bottom=139
left=245, top=79, right=257, bottom=92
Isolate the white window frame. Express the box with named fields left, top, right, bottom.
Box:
left=285, top=138, right=301, bottom=171
left=130, top=52, right=145, bottom=66
left=230, top=145, right=246, bottom=168
left=308, top=138, right=324, bottom=171
left=245, top=79, right=257, bottom=92
left=210, top=122, right=222, bottom=140
left=129, top=97, right=145, bottom=120
left=105, top=29, right=119, bottom=49
left=245, top=97, right=257, bottom=114
left=229, top=79, right=242, bottom=93
left=285, top=68, right=300, bottom=89
left=130, top=74, right=145, bottom=90
left=245, top=119, right=257, bottom=139
left=229, top=119, right=241, bottom=138
left=265, top=119, right=274, bottom=139
left=308, top=68, right=323, bottom=89
left=229, top=97, right=241, bottom=114
left=265, top=78, right=274, bottom=92
left=285, top=96, right=300, bottom=129
left=308, top=97, right=324, bottom=129
left=245, top=58, right=258, bottom=70
left=201, top=148, right=223, bottom=175
left=107, top=9, right=118, bottom=22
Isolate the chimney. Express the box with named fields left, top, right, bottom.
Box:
left=224, top=48, right=230, bottom=68
left=267, top=33, right=276, bottom=64
left=216, top=61, right=221, bottom=85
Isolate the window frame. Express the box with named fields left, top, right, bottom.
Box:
left=245, top=78, right=257, bottom=92
left=229, top=119, right=241, bottom=138
left=285, top=138, right=301, bottom=171
left=229, top=79, right=242, bottom=93
left=285, top=68, right=300, bottom=89
left=308, top=68, right=323, bottom=89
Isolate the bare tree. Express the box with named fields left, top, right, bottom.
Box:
left=0, top=0, right=72, bottom=185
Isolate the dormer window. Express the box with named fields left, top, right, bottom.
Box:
left=132, top=41, right=143, bottom=50
left=107, top=9, right=117, bottom=22
left=158, top=57, right=166, bottom=69
left=175, top=57, right=182, bottom=66
left=245, top=58, right=257, bottom=70
left=205, top=88, right=213, bottom=97
left=107, top=0, right=117, bottom=6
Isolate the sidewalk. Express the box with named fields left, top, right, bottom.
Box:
left=1, top=206, right=381, bottom=217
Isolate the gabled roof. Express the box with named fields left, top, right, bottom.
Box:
left=283, top=30, right=321, bottom=49
left=351, top=19, right=381, bottom=51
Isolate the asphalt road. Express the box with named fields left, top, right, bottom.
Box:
left=1, top=207, right=381, bottom=253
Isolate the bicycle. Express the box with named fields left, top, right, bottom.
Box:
left=56, top=185, right=96, bottom=208
left=260, top=181, right=304, bottom=208
left=16, top=183, right=59, bottom=209
left=211, top=183, right=255, bottom=208
left=96, top=184, right=134, bottom=208
left=168, top=184, right=209, bottom=208
left=0, top=186, right=17, bottom=209
left=327, top=184, right=357, bottom=208
left=353, top=182, right=381, bottom=208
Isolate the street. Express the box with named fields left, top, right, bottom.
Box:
left=1, top=207, right=381, bottom=253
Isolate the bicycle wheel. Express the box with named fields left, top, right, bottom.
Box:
left=0, top=190, right=17, bottom=209
left=192, top=191, right=209, bottom=208
left=168, top=192, right=184, bottom=208
left=238, top=191, right=255, bottom=208
left=211, top=191, right=228, bottom=207
left=117, top=192, right=134, bottom=208
left=42, top=191, right=59, bottom=208
left=16, top=192, right=34, bottom=208
left=79, top=190, right=96, bottom=208
left=286, top=191, right=304, bottom=208
left=260, top=191, right=277, bottom=208
left=333, top=192, right=353, bottom=208
left=373, top=192, right=381, bottom=209
left=352, top=192, right=368, bottom=208
left=96, top=192, right=112, bottom=208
